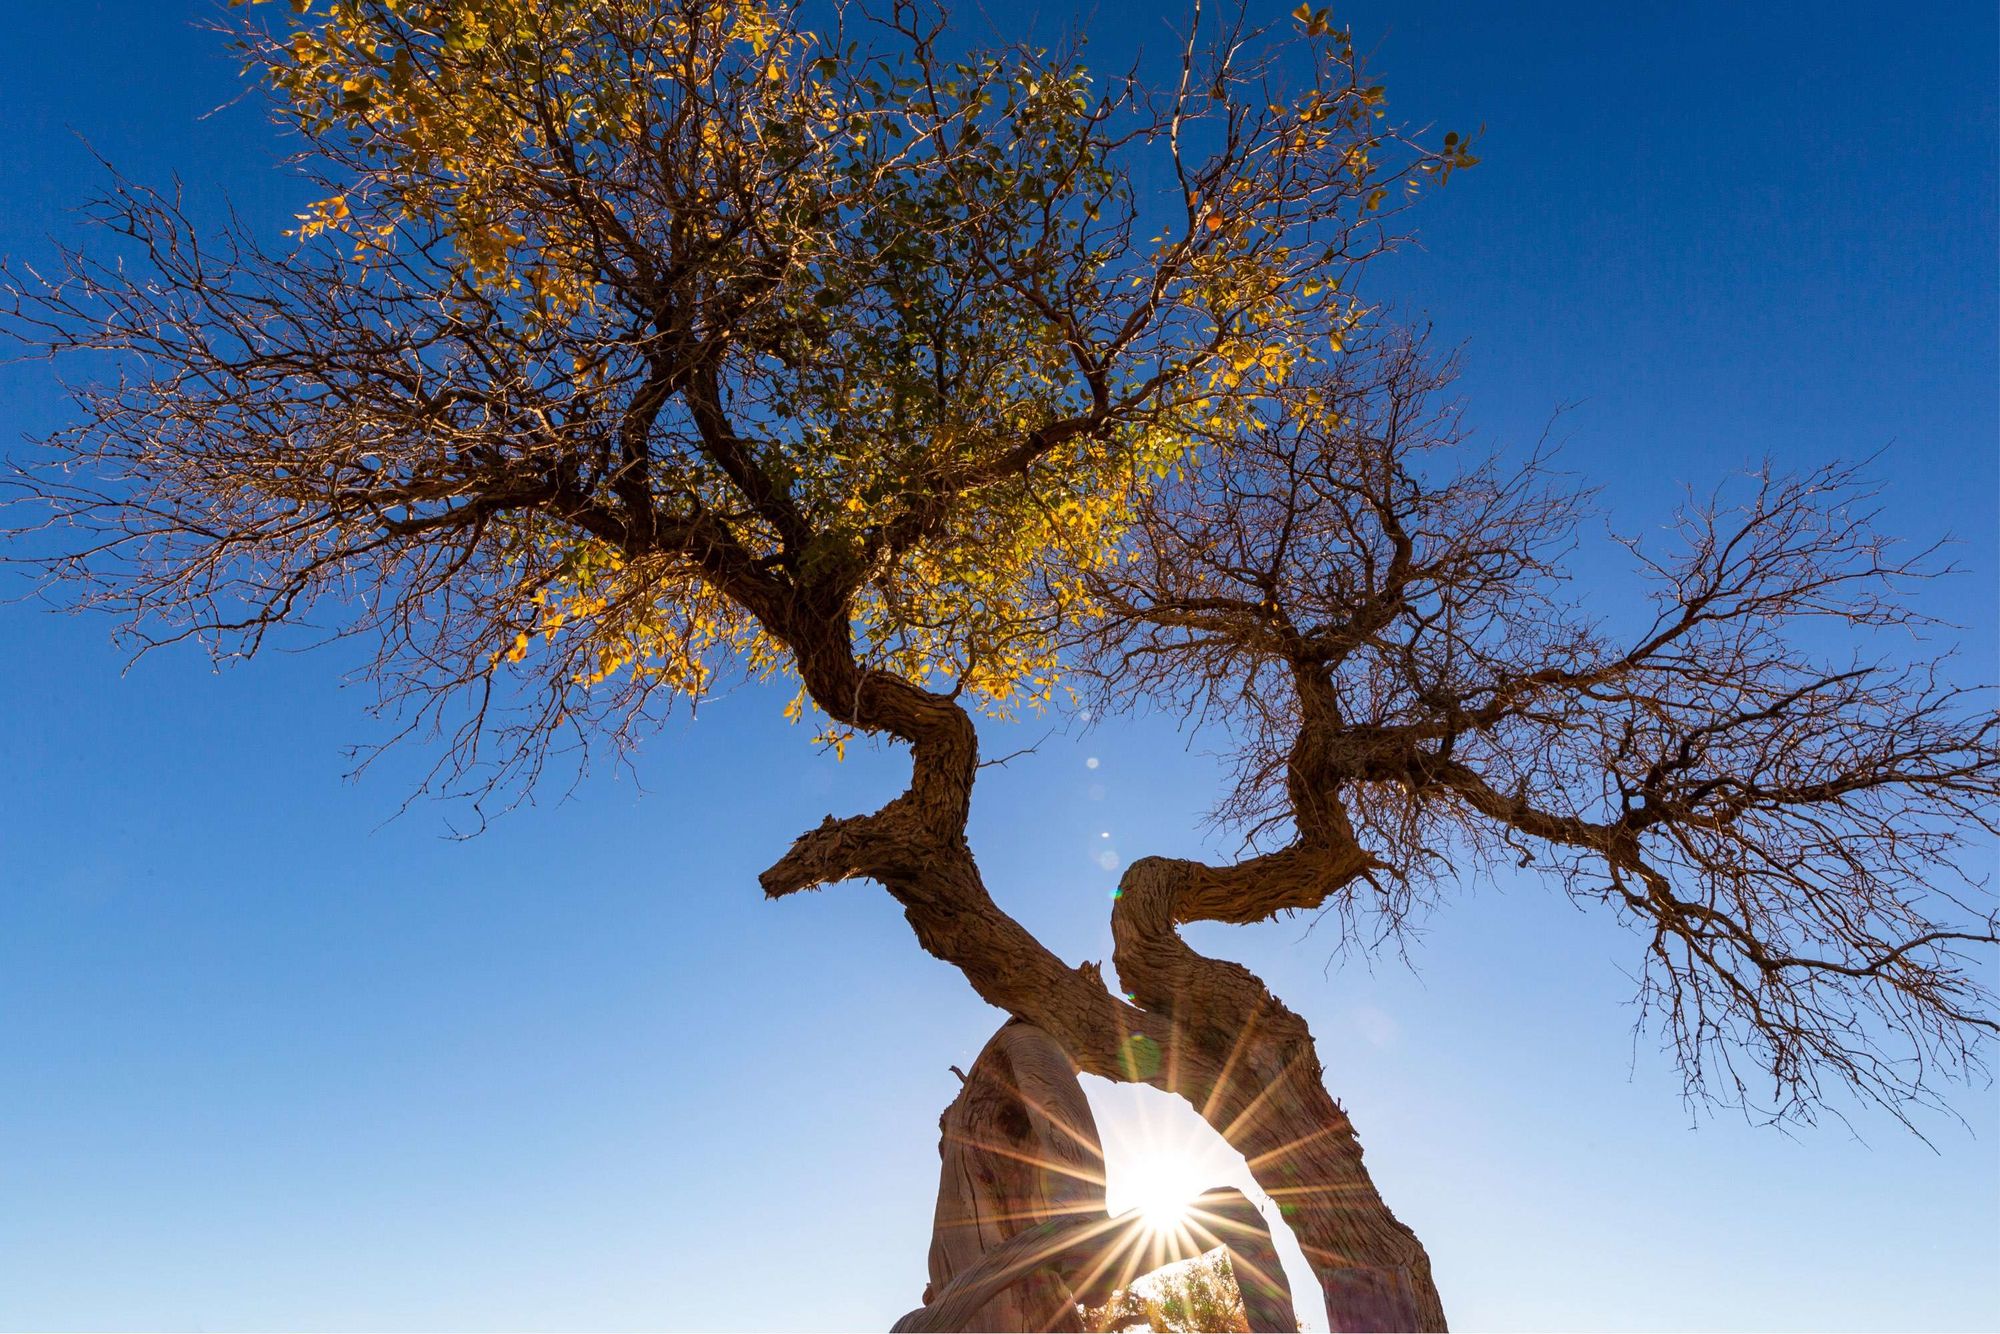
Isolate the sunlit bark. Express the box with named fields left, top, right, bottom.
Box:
left=905, top=1020, right=1298, bottom=1334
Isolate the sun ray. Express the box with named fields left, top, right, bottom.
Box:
left=1196, top=997, right=1264, bottom=1123
left=999, top=1084, right=1112, bottom=1168
left=1179, top=1202, right=1292, bottom=1302
left=937, top=1128, right=1109, bottom=1190
left=1216, top=1046, right=1321, bottom=1146
left=1067, top=1214, right=1157, bottom=1316
left=1242, top=1119, right=1352, bottom=1173
left=1081, top=1075, right=1315, bottom=1332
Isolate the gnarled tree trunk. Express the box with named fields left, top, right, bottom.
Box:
left=923, top=1020, right=1107, bottom=1332
left=904, top=1018, right=1296, bottom=1333
left=1112, top=856, right=1443, bottom=1331
left=760, top=665, right=1443, bottom=1331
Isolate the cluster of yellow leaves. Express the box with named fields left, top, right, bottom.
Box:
left=857, top=427, right=1172, bottom=718
left=247, top=0, right=1464, bottom=746
left=255, top=0, right=812, bottom=324
left=497, top=537, right=784, bottom=704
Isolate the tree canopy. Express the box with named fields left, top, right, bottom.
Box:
left=11, top=0, right=1467, bottom=790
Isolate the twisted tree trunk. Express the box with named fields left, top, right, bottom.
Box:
left=759, top=653, right=1443, bottom=1330
left=1113, top=857, right=1442, bottom=1330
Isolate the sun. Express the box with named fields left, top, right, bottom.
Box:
left=1097, top=1083, right=1247, bottom=1242
left=1123, top=1146, right=1210, bottom=1233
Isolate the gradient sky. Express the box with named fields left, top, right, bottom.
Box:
left=1, top=2, right=1995, bottom=1330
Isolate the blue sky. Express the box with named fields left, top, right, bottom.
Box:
left=0, top=2, right=1994, bottom=1329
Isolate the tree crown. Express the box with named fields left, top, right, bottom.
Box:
left=7, top=0, right=1466, bottom=784
left=5, top=0, right=1991, bottom=1129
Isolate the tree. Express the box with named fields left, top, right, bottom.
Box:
left=3, top=1, right=1992, bottom=1330
left=1081, top=1250, right=1271, bottom=1333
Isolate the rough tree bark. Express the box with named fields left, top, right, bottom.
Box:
left=1112, top=856, right=1441, bottom=1330
left=904, top=1019, right=1296, bottom=1334
left=758, top=659, right=1443, bottom=1332
left=923, top=1020, right=1107, bottom=1332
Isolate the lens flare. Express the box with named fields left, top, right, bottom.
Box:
left=1124, top=1148, right=1208, bottom=1234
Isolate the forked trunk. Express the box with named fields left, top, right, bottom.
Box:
left=758, top=677, right=1442, bottom=1329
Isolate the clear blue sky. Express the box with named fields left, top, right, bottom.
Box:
left=1, top=2, right=1994, bottom=1329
